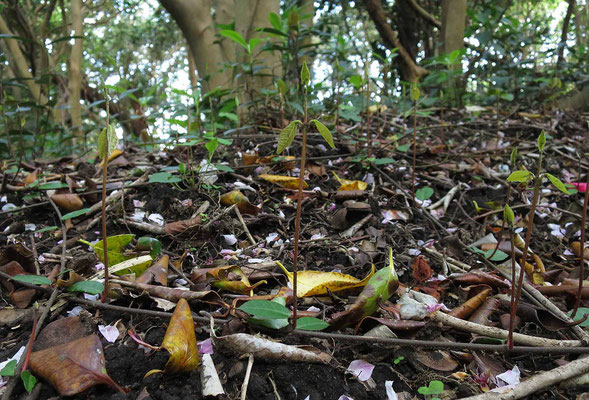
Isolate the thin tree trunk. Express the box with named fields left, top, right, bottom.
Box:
left=68, top=0, right=84, bottom=138
left=0, top=15, right=47, bottom=104
left=557, top=0, right=575, bottom=69
left=362, top=0, right=428, bottom=82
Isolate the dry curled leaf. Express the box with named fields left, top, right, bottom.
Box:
left=51, top=193, right=84, bottom=212
left=412, top=256, right=432, bottom=283
left=333, top=172, right=367, bottom=191
left=29, top=335, right=125, bottom=396
left=275, top=261, right=375, bottom=298
left=137, top=255, right=169, bottom=285
left=145, top=298, right=199, bottom=377
left=220, top=190, right=260, bottom=215
left=259, top=174, right=308, bottom=189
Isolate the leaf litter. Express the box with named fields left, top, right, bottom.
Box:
left=1, top=110, right=589, bottom=399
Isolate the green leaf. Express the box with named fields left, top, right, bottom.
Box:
left=35, top=226, right=58, bottom=234
left=537, top=130, right=546, bottom=152
left=206, top=137, right=219, bottom=158
left=416, top=187, right=434, bottom=201
left=311, top=120, right=335, bottom=149
left=20, top=370, right=36, bottom=393
left=98, top=125, right=118, bottom=160
left=418, top=380, right=444, bottom=395
left=247, top=297, right=289, bottom=329
left=61, top=208, right=91, bottom=220
left=472, top=247, right=509, bottom=261
left=374, top=158, right=395, bottom=165
left=510, top=147, right=518, bottom=166
left=219, top=29, right=248, bottom=49
left=396, top=144, right=409, bottom=152
left=39, top=182, right=68, bottom=190
left=0, top=360, right=16, bottom=376
left=68, top=280, right=105, bottom=295
left=544, top=173, right=570, bottom=194
left=276, top=120, right=301, bottom=154
left=507, top=170, right=533, bottom=184
left=503, top=204, right=514, bottom=225
left=149, top=172, right=182, bottom=184
left=215, top=164, right=235, bottom=173
left=276, top=78, right=288, bottom=96
left=296, top=317, right=329, bottom=331
left=269, top=12, right=282, bottom=31
left=349, top=75, right=363, bottom=89
left=88, top=234, right=135, bottom=266
left=410, top=83, right=420, bottom=101
left=135, top=237, right=162, bottom=257
left=301, top=61, right=310, bottom=87
left=11, top=274, right=52, bottom=286
left=569, top=308, right=589, bottom=327
left=239, top=299, right=291, bottom=319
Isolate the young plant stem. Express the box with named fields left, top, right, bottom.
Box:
left=510, top=153, right=543, bottom=346
left=572, top=171, right=589, bottom=317
left=100, top=93, right=111, bottom=303
left=411, top=98, right=417, bottom=207
left=21, top=310, right=38, bottom=372
left=507, top=223, right=517, bottom=348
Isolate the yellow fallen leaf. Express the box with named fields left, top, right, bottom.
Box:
left=220, top=190, right=260, bottom=215
left=98, top=149, right=123, bottom=168
left=207, top=265, right=267, bottom=295
left=259, top=174, right=308, bottom=189
left=275, top=261, right=375, bottom=298
left=145, top=298, right=199, bottom=377
left=332, top=172, right=367, bottom=191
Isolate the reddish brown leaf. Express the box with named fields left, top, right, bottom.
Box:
left=29, top=335, right=125, bottom=396
left=34, top=316, right=94, bottom=351
left=412, top=256, right=432, bottom=283
left=51, top=193, right=84, bottom=212
left=137, top=255, right=169, bottom=285
left=449, top=288, right=491, bottom=319
left=164, top=216, right=203, bottom=236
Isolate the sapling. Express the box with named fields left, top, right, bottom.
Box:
left=506, top=131, right=570, bottom=348
left=410, top=82, right=419, bottom=207
left=97, top=86, right=119, bottom=303
left=276, top=61, right=335, bottom=327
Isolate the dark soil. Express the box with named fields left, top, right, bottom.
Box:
left=1, top=109, right=589, bottom=399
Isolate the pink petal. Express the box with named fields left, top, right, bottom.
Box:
left=572, top=182, right=587, bottom=193
left=198, top=338, right=214, bottom=354
left=347, top=359, right=375, bottom=381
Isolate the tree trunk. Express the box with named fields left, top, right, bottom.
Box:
left=363, top=0, right=428, bottom=83
left=235, top=0, right=282, bottom=92
left=557, top=0, right=575, bottom=69
left=0, top=15, right=47, bottom=104
left=440, top=0, right=466, bottom=105
left=68, top=0, right=84, bottom=137
left=159, top=0, right=233, bottom=92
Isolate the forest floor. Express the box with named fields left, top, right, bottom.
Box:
left=1, top=108, right=589, bottom=400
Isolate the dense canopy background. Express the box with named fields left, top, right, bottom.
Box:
left=1, top=0, right=588, bottom=157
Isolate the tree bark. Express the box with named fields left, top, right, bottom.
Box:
left=557, top=0, right=575, bottom=69
left=159, top=0, right=232, bottom=92
left=363, top=0, right=428, bottom=82
left=235, top=0, right=282, bottom=92
left=0, top=15, right=47, bottom=104
left=68, top=0, right=84, bottom=137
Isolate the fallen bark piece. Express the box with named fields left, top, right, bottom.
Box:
left=462, top=355, right=589, bottom=399
left=213, top=331, right=331, bottom=363
left=200, top=353, right=224, bottom=397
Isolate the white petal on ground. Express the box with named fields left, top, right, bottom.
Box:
left=148, top=213, right=165, bottom=226
left=98, top=324, right=119, bottom=343
left=385, top=381, right=398, bottom=400
left=222, top=234, right=238, bottom=245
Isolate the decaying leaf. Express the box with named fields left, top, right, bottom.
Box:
left=333, top=172, right=367, bottom=191
left=259, top=174, right=308, bottom=189
left=145, top=298, right=200, bottom=377
left=50, top=193, right=84, bottom=212
left=164, top=215, right=203, bottom=236
left=136, top=255, right=169, bottom=285
left=275, top=261, right=375, bottom=298
left=29, top=335, right=125, bottom=396
left=449, top=288, right=491, bottom=319
left=207, top=265, right=266, bottom=295
left=328, top=249, right=399, bottom=329
left=220, top=190, right=260, bottom=215
left=412, top=256, right=432, bottom=282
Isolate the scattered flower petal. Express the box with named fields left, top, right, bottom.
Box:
left=148, top=213, right=165, bottom=226
left=198, top=338, right=213, bottom=354
left=67, top=306, right=84, bottom=317
left=222, top=234, right=238, bottom=246
left=385, top=381, right=398, bottom=400
left=347, top=360, right=374, bottom=382
left=98, top=324, right=119, bottom=343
